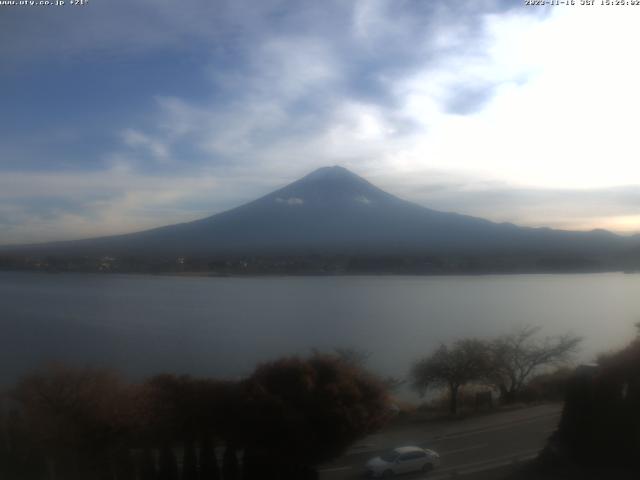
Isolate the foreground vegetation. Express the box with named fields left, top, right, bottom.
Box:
left=545, top=328, right=640, bottom=473
left=491, top=327, right=640, bottom=479
left=0, top=355, right=390, bottom=480
left=5, top=324, right=636, bottom=480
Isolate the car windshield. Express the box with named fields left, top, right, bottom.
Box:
left=380, top=451, right=398, bottom=462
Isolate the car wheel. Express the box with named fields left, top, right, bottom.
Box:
left=421, top=463, right=434, bottom=473
left=382, top=469, right=394, bottom=478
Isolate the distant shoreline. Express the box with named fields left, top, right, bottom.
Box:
left=0, top=267, right=635, bottom=279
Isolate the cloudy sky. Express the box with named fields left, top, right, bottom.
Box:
left=1, top=0, right=640, bottom=245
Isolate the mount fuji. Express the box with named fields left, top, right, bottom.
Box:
left=3, top=166, right=638, bottom=271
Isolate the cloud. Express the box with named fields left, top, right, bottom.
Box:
left=444, top=83, right=497, bottom=115
left=377, top=170, right=640, bottom=234
left=0, top=168, right=221, bottom=244
left=121, top=129, right=169, bottom=162
left=2, top=1, right=640, bottom=243
left=0, top=0, right=260, bottom=63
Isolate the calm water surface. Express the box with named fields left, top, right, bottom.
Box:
left=1, top=271, right=639, bottom=388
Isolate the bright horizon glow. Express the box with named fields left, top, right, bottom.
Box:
left=403, top=7, right=640, bottom=190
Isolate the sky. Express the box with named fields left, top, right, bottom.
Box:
left=1, top=0, right=640, bottom=245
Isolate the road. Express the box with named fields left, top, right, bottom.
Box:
left=319, top=404, right=561, bottom=480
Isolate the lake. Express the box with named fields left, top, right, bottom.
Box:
left=1, top=271, right=638, bottom=391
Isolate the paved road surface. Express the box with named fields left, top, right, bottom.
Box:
left=319, top=404, right=561, bottom=480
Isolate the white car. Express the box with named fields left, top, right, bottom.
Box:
left=365, top=446, right=440, bottom=477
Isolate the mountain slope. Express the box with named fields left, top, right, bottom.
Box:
left=2, top=166, right=637, bottom=259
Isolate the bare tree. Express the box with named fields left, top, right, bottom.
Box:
left=489, top=326, right=582, bottom=403
left=411, top=339, right=492, bottom=415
